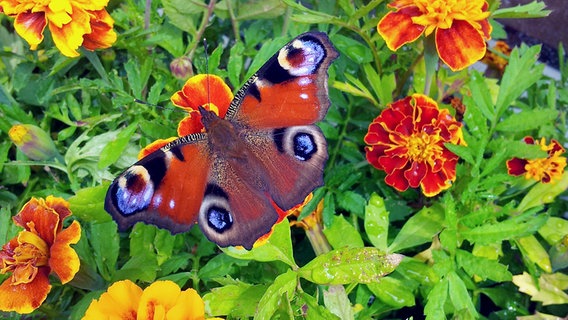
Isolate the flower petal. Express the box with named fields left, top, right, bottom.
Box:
left=48, top=7, right=91, bottom=57
left=177, top=112, right=205, bottom=136
left=138, top=137, right=177, bottom=160
left=0, top=268, right=51, bottom=314
left=506, top=158, right=528, bottom=176
left=137, top=281, right=182, bottom=318
left=82, top=9, right=117, bottom=51
left=13, top=198, right=60, bottom=246
left=377, top=8, right=424, bottom=51
left=385, top=168, right=410, bottom=192
left=83, top=280, right=142, bottom=320
left=171, top=75, right=233, bottom=115
left=49, top=220, right=81, bottom=284
left=421, top=170, right=451, bottom=197
left=14, top=12, right=47, bottom=50
left=166, top=288, right=205, bottom=320
left=404, top=161, right=427, bottom=188
left=435, top=20, right=486, bottom=71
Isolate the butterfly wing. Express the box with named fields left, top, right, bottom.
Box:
left=105, top=134, right=210, bottom=233
left=225, top=32, right=339, bottom=128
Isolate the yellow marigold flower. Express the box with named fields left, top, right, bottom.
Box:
left=377, top=0, right=492, bottom=71
left=364, top=94, right=465, bottom=196
left=507, top=137, right=567, bottom=184
left=83, top=279, right=207, bottom=320
left=0, top=0, right=117, bottom=57
left=0, top=196, right=81, bottom=314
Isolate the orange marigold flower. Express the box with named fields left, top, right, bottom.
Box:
left=377, top=0, right=492, bottom=71
left=0, top=0, right=117, bottom=57
left=171, top=74, right=233, bottom=136
left=481, top=40, right=512, bottom=75
left=0, top=196, right=81, bottom=314
left=506, top=137, right=567, bottom=184
left=82, top=279, right=206, bottom=320
left=138, top=74, right=234, bottom=159
left=364, top=94, right=465, bottom=197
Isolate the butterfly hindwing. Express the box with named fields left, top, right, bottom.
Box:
left=105, top=134, right=210, bottom=233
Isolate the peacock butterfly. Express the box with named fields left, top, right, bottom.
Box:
left=104, top=32, right=338, bottom=249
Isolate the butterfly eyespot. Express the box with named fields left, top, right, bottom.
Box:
left=207, top=206, right=234, bottom=233
left=293, top=132, right=317, bottom=161
left=115, top=166, right=154, bottom=215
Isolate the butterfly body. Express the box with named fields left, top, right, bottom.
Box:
left=105, top=32, right=338, bottom=249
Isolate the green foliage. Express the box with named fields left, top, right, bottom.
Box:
left=1, top=0, right=566, bottom=319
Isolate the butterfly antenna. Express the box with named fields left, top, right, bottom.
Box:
left=203, top=38, right=211, bottom=107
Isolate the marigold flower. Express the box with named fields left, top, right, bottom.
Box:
left=171, top=74, right=233, bottom=136
left=82, top=279, right=206, bottom=320
left=8, top=124, right=60, bottom=161
left=138, top=74, right=233, bottom=158
left=364, top=94, right=465, bottom=197
left=0, top=196, right=81, bottom=314
left=0, top=0, right=117, bottom=57
left=481, top=40, right=511, bottom=75
left=377, top=0, right=492, bottom=71
left=507, top=137, right=567, bottom=184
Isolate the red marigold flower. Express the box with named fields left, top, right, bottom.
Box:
left=0, top=196, right=81, bottom=314
left=364, top=94, right=465, bottom=197
left=506, top=137, right=567, bottom=183
left=377, top=0, right=492, bottom=71
left=83, top=279, right=208, bottom=319
left=0, top=0, right=117, bottom=57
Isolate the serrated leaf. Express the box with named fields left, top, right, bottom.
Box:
left=367, top=277, right=416, bottom=308
left=513, top=272, right=568, bottom=306
left=204, top=283, right=267, bottom=318
left=461, top=209, right=547, bottom=245
left=516, top=235, right=551, bottom=272
left=447, top=271, right=477, bottom=318
left=324, top=215, right=364, bottom=249
left=162, top=0, right=201, bottom=35
left=388, top=204, right=445, bottom=253
left=223, top=220, right=296, bottom=268
left=517, top=171, right=568, bottom=212
left=456, top=249, right=512, bottom=282
left=68, top=184, right=111, bottom=223
left=492, top=1, right=550, bottom=19
left=364, top=193, right=389, bottom=251
left=112, top=253, right=158, bottom=283
left=89, top=221, right=119, bottom=280
left=298, top=247, right=402, bottom=285
left=255, top=269, right=297, bottom=320
left=424, top=277, right=448, bottom=320
left=98, top=122, right=138, bottom=169
left=496, top=109, right=558, bottom=132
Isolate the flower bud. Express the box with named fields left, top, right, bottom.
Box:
left=170, top=56, right=193, bottom=80
left=8, top=124, right=59, bottom=160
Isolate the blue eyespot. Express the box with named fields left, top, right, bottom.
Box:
left=293, top=133, right=316, bottom=161
left=207, top=206, right=233, bottom=233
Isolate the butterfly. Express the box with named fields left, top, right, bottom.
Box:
left=105, top=32, right=338, bottom=250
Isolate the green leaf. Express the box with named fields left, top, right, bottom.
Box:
left=364, top=64, right=395, bottom=105
left=461, top=209, right=548, bottom=245
left=424, top=277, right=448, bottom=320
left=223, top=220, right=296, bottom=268
left=324, top=215, right=364, bottom=249
left=255, top=269, right=297, bottom=320
left=88, top=221, right=119, bottom=280
left=228, top=42, right=244, bottom=88
left=492, top=1, right=550, bottom=19
left=198, top=253, right=248, bottom=280
left=162, top=0, right=201, bottom=35
left=298, top=247, right=403, bottom=285
left=516, top=235, right=551, bottom=272
left=113, top=253, right=159, bottom=282
left=98, top=122, right=138, bottom=169
left=495, top=109, right=558, bottom=132
left=513, top=272, right=568, bottom=306
left=445, top=143, right=475, bottom=165
left=68, top=184, right=111, bottom=223
left=455, top=249, right=512, bottom=282
left=388, top=204, right=445, bottom=253
left=364, top=193, right=389, bottom=251
left=447, top=271, right=477, bottom=318
left=336, top=190, right=366, bottom=217
left=296, top=292, right=341, bottom=320
left=538, top=217, right=568, bottom=245
left=203, top=283, right=267, bottom=318
left=517, top=171, right=568, bottom=212
left=495, top=45, right=544, bottom=117
left=323, top=285, right=354, bottom=320
left=367, top=276, right=416, bottom=308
